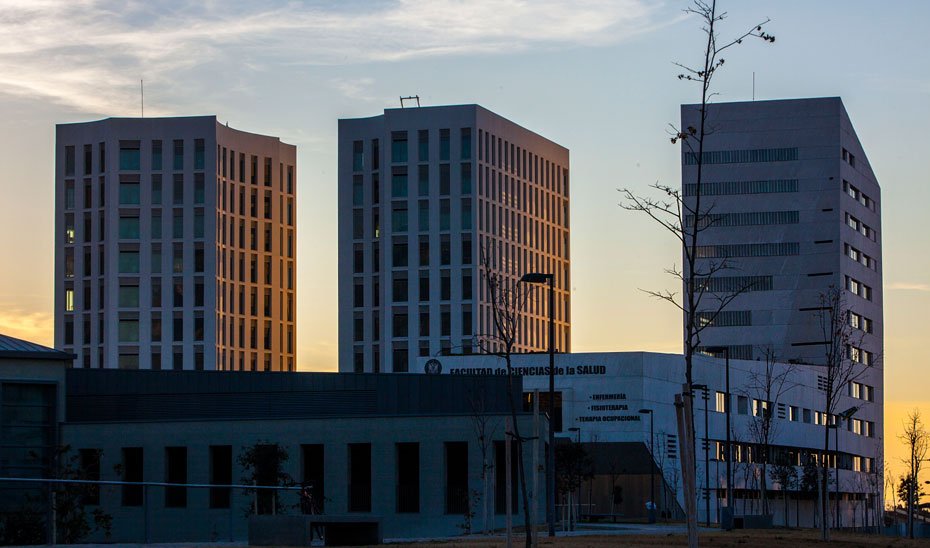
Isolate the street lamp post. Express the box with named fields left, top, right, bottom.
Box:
left=639, top=408, right=655, bottom=523
left=520, top=272, right=555, bottom=537
left=692, top=383, right=710, bottom=527
left=705, top=346, right=731, bottom=527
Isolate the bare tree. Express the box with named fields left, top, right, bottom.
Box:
left=768, top=462, right=797, bottom=528
left=815, top=286, right=870, bottom=540
left=466, top=381, right=501, bottom=535
left=899, top=409, right=929, bottom=539
left=618, top=3, right=773, bottom=544
left=475, top=245, right=533, bottom=548
left=865, top=451, right=884, bottom=532
left=742, top=348, right=796, bottom=515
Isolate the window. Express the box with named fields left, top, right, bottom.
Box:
left=392, top=167, right=408, bottom=198
left=439, top=129, right=450, bottom=161
left=392, top=346, right=408, bottom=373
left=119, top=144, right=140, bottom=170
left=461, top=163, right=472, bottom=194
left=301, top=445, right=325, bottom=513
left=65, top=145, right=75, bottom=175
left=440, top=200, right=450, bottom=230
left=392, top=205, right=408, bottom=232
left=696, top=310, right=751, bottom=327
left=353, top=140, right=364, bottom=171
left=802, top=408, right=812, bottom=424
left=393, top=241, right=408, bottom=267
left=209, top=445, right=232, bottom=508
left=393, top=310, right=408, bottom=337
left=444, top=441, right=468, bottom=514
left=353, top=175, right=364, bottom=206
left=119, top=181, right=140, bottom=205
left=439, top=164, right=450, bottom=195
left=173, top=174, right=184, bottom=205
left=396, top=443, right=420, bottom=513
left=419, top=272, right=429, bottom=301
left=118, top=285, right=139, bottom=308
left=65, top=288, right=74, bottom=311
left=391, top=131, right=408, bottom=163
left=789, top=406, right=799, bottom=421
left=121, top=447, right=144, bottom=506
left=684, top=147, right=798, bottom=165
left=715, top=391, right=726, bottom=413
left=79, top=449, right=102, bottom=505
left=418, top=165, right=429, bottom=196
left=348, top=443, right=372, bottom=512
left=194, top=139, right=205, bottom=170
left=460, top=128, right=472, bottom=159
left=419, top=308, right=430, bottom=336
left=737, top=396, right=749, bottom=415
left=173, top=140, right=184, bottom=170
left=440, top=271, right=450, bottom=300
left=118, top=216, right=140, bottom=239
left=695, top=243, right=799, bottom=258
left=118, top=251, right=139, bottom=273
left=165, top=446, right=188, bottom=507
left=418, top=130, right=429, bottom=161
left=150, top=140, right=162, bottom=170
left=462, top=271, right=472, bottom=300
left=393, top=275, right=408, bottom=302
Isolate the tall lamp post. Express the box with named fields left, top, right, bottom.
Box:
left=520, top=272, right=555, bottom=536
left=705, top=346, right=731, bottom=527
left=692, top=383, right=710, bottom=527
left=638, top=408, right=655, bottom=523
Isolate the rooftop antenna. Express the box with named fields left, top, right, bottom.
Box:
left=400, top=95, right=420, bottom=108
left=140, top=79, right=144, bottom=117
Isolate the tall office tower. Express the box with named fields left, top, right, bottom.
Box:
left=55, top=117, right=297, bottom=371
left=338, top=105, right=570, bottom=373
left=681, top=97, right=882, bottom=370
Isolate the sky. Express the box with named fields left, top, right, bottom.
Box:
left=0, top=0, right=928, bottom=484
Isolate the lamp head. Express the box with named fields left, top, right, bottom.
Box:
left=520, top=272, right=553, bottom=284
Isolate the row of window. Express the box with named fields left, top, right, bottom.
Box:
left=353, top=270, right=473, bottom=308
left=843, top=180, right=875, bottom=210
left=698, top=345, right=753, bottom=360
left=848, top=381, right=876, bottom=401
left=848, top=311, right=874, bottom=334
left=219, top=147, right=292, bottom=193
left=683, top=179, right=798, bottom=196
left=353, top=306, right=473, bottom=343
left=354, top=239, right=473, bottom=274
left=63, top=174, right=206, bottom=213
left=845, top=243, right=877, bottom=271
left=845, top=213, right=876, bottom=241
left=696, top=310, right=752, bottom=327
left=715, top=393, right=877, bottom=438
left=216, top=317, right=293, bottom=354
left=711, top=441, right=875, bottom=473
left=693, top=275, right=773, bottom=293
left=217, top=348, right=294, bottom=372
left=92, top=440, right=505, bottom=516
left=683, top=147, right=798, bottom=166
left=845, top=275, right=874, bottom=301
left=842, top=148, right=857, bottom=168
left=383, top=128, right=472, bottom=167
left=687, top=210, right=799, bottom=229
left=695, top=242, right=800, bottom=259
left=64, top=140, right=198, bottom=176
left=847, top=344, right=874, bottom=366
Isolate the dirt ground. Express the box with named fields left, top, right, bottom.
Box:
left=402, top=529, right=930, bottom=548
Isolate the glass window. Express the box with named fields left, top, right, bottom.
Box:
left=440, top=129, right=450, bottom=161
left=194, top=211, right=204, bottom=238
left=391, top=131, right=408, bottom=163
left=152, top=140, right=162, bottom=170
left=418, top=165, right=429, bottom=196
left=194, top=139, right=205, bottom=170
left=461, top=163, right=472, bottom=194
left=392, top=205, right=408, bottom=233
left=119, top=216, right=140, bottom=239
left=440, top=164, right=450, bottom=195
left=118, top=319, right=139, bottom=342
left=118, top=251, right=139, bottom=273
left=65, top=145, right=75, bottom=175
left=119, top=146, right=140, bottom=170
left=440, top=200, right=450, bottom=230
left=173, top=140, right=184, bottom=170
left=119, top=285, right=140, bottom=307
left=460, top=128, right=471, bottom=160
left=353, top=140, right=364, bottom=171
left=353, top=175, right=364, bottom=205
left=392, top=168, right=408, bottom=198
left=119, top=182, right=140, bottom=205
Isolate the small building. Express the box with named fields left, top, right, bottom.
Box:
left=0, top=333, right=546, bottom=543
left=417, top=351, right=883, bottom=528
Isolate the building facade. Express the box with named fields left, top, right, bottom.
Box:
left=419, top=351, right=884, bottom=527
left=680, top=97, right=882, bottom=368
left=338, top=104, right=571, bottom=374
left=55, top=117, right=297, bottom=371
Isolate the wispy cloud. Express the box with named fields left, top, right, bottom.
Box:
left=889, top=282, right=930, bottom=292
left=0, top=0, right=669, bottom=114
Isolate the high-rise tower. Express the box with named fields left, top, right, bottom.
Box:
left=55, top=117, right=297, bottom=371
left=338, top=105, right=570, bottom=373
left=681, top=98, right=881, bottom=369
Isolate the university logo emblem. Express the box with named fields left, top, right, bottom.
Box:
left=424, top=359, right=442, bottom=374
